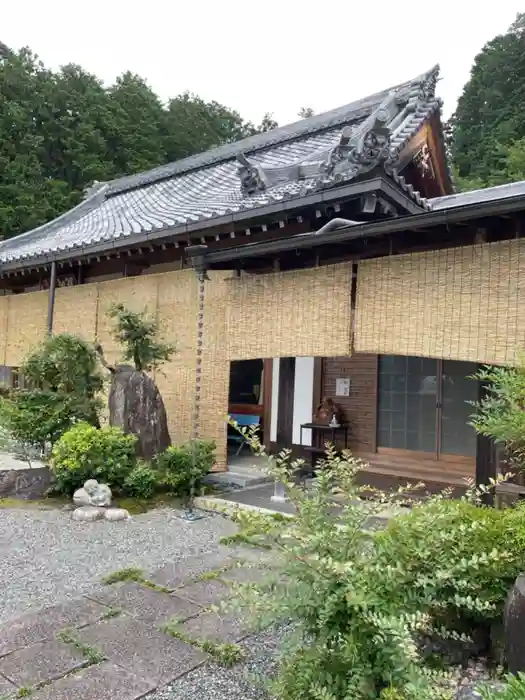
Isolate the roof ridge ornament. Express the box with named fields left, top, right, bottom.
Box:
left=237, top=154, right=268, bottom=195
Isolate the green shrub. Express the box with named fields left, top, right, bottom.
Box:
left=374, top=499, right=525, bottom=628
left=51, top=422, right=137, bottom=494
left=470, top=362, right=525, bottom=471
left=0, top=390, right=100, bottom=456
left=153, top=439, right=215, bottom=497
left=124, top=461, right=158, bottom=498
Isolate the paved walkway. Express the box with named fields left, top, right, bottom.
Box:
left=0, top=546, right=273, bottom=699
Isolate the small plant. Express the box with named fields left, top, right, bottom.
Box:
left=160, top=619, right=245, bottom=667
left=108, top=303, right=175, bottom=373
left=50, top=422, right=137, bottom=494
left=57, top=628, right=106, bottom=665
left=124, top=461, right=158, bottom=498
left=153, top=440, right=215, bottom=499
left=480, top=674, right=525, bottom=699
left=103, top=567, right=145, bottom=585
left=16, top=689, right=32, bottom=699
left=103, top=567, right=170, bottom=593
left=101, top=607, right=122, bottom=619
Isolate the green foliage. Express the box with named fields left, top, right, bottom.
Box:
left=470, top=362, right=525, bottom=471
left=374, top=499, right=525, bottom=627
left=229, top=424, right=518, bottom=700
left=22, top=333, right=103, bottom=398
left=0, top=48, right=279, bottom=239
left=450, top=13, right=525, bottom=188
left=0, top=334, right=103, bottom=457
left=152, top=439, right=215, bottom=497
left=103, top=566, right=170, bottom=592
left=103, top=567, right=145, bottom=585
left=108, top=303, right=175, bottom=372
left=480, top=674, right=525, bottom=699
left=50, top=422, right=137, bottom=494
left=0, top=390, right=100, bottom=455
left=124, top=461, right=158, bottom=498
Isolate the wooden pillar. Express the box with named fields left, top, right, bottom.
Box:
left=262, top=359, right=273, bottom=451
left=47, top=261, right=57, bottom=335
left=276, top=357, right=296, bottom=448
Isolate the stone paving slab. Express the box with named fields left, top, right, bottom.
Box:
left=150, top=551, right=236, bottom=590
left=0, top=639, right=85, bottom=688
left=0, top=672, right=16, bottom=697
left=221, top=565, right=269, bottom=585
left=176, top=578, right=232, bottom=608
left=85, top=582, right=201, bottom=625
left=0, top=598, right=109, bottom=657
left=77, top=616, right=206, bottom=686
left=181, top=611, right=250, bottom=644
left=30, top=662, right=155, bottom=700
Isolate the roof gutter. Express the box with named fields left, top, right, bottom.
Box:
left=186, top=193, right=525, bottom=266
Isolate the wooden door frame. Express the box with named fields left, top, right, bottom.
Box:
left=270, top=357, right=296, bottom=451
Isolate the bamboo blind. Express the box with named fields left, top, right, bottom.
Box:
left=5, top=291, right=48, bottom=366
left=226, top=263, right=353, bottom=360
left=354, top=240, right=525, bottom=365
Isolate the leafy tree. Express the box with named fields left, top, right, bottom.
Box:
left=107, top=303, right=175, bottom=372
left=163, top=92, right=253, bottom=161
left=298, top=106, right=315, bottom=118
left=450, top=13, right=525, bottom=188
left=106, top=72, right=166, bottom=174
left=256, top=112, right=278, bottom=132
left=0, top=334, right=103, bottom=454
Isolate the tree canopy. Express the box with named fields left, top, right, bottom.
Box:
left=0, top=47, right=280, bottom=239
left=450, top=13, right=525, bottom=191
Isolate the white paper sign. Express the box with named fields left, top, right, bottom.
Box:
left=335, top=377, right=350, bottom=397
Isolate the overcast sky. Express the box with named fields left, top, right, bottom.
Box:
left=3, top=2, right=523, bottom=127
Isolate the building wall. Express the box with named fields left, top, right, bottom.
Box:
left=322, top=354, right=378, bottom=453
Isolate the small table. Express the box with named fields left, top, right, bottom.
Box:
left=299, top=422, right=350, bottom=473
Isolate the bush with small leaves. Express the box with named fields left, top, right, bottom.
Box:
left=374, top=499, right=525, bottom=632
left=51, top=422, right=137, bottom=494
left=153, top=439, right=215, bottom=497
left=228, top=421, right=513, bottom=700
left=124, top=461, right=158, bottom=498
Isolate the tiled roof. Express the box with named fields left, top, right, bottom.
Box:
left=0, top=66, right=442, bottom=266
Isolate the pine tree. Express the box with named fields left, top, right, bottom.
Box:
left=451, top=13, right=525, bottom=188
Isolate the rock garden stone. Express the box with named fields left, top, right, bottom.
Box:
left=72, top=506, right=104, bottom=522
left=505, top=572, right=525, bottom=673
left=103, top=508, right=130, bottom=522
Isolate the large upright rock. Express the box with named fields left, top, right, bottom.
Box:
left=108, top=364, right=171, bottom=460
left=504, top=572, right=525, bottom=673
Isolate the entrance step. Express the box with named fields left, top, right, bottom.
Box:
left=204, top=464, right=272, bottom=489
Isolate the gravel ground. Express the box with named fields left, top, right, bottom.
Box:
left=0, top=506, right=237, bottom=624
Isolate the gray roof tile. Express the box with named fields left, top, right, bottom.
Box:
left=0, top=66, right=441, bottom=266
left=429, top=180, right=525, bottom=210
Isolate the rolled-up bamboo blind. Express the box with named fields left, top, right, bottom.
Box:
left=355, top=240, right=525, bottom=365
left=226, top=263, right=353, bottom=360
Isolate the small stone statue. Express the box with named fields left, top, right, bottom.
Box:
left=71, top=479, right=130, bottom=522
left=73, top=479, right=112, bottom=508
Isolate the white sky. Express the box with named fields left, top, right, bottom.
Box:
left=3, top=1, right=524, bottom=126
